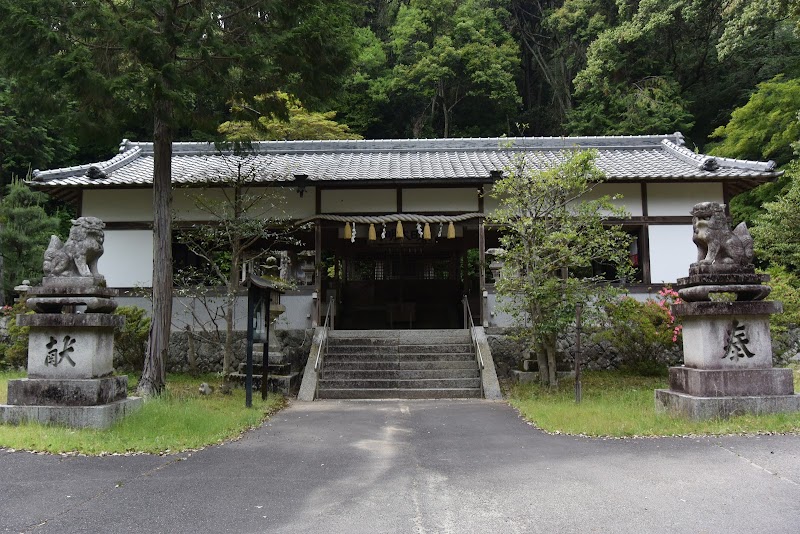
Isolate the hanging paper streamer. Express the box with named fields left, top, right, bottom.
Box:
left=416, top=222, right=423, bottom=238
left=351, top=222, right=357, bottom=243
left=423, top=222, right=431, bottom=240
left=381, top=223, right=387, bottom=239
left=438, top=223, right=443, bottom=238
left=447, top=221, right=456, bottom=239
left=396, top=220, right=404, bottom=239
left=343, top=222, right=351, bottom=240
left=368, top=223, right=377, bottom=241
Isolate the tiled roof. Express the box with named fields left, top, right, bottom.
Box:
left=30, top=133, right=779, bottom=188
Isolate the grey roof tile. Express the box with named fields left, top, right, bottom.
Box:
left=31, top=134, right=780, bottom=188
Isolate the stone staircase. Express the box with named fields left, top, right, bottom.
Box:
left=229, top=343, right=302, bottom=395
left=317, top=330, right=482, bottom=399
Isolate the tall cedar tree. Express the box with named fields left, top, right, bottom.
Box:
left=0, top=1, right=359, bottom=396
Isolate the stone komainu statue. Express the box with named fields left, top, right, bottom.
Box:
left=690, top=202, right=754, bottom=273
left=43, top=217, right=105, bottom=278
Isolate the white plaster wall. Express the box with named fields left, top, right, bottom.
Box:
left=98, top=230, right=154, bottom=287
left=321, top=189, right=396, bottom=213
left=647, top=183, right=723, bottom=216
left=648, top=225, right=695, bottom=283
left=82, top=189, right=152, bottom=222
left=483, top=184, right=500, bottom=215
left=275, top=293, right=316, bottom=330
left=173, top=186, right=315, bottom=221
left=577, top=183, right=643, bottom=217
left=403, top=188, right=480, bottom=212
left=487, top=291, right=516, bottom=328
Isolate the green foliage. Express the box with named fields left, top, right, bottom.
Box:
left=569, top=75, right=694, bottom=135
left=0, top=300, right=32, bottom=370
left=0, top=180, right=60, bottom=301
left=0, top=76, right=77, bottom=182
left=113, top=307, right=152, bottom=371
left=750, top=161, right=800, bottom=271
left=709, top=77, right=800, bottom=226
left=595, top=291, right=681, bottom=376
left=709, top=75, right=800, bottom=165
left=489, top=149, right=632, bottom=384
left=219, top=92, right=362, bottom=141
left=351, top=0, right=521, bottom=138
left=762, top=266, right=800, bottom=334
left=568, top=0, right=800, bottom=140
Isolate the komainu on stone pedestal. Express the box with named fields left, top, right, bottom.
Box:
left=678, top=202, right=770, bottom=302
left=656, top=202, right=800, bottom=420
left=0, top=217, right=141, bottom=429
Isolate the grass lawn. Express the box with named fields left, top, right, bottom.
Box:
left=509, top=367, right=800, bottom=437
left=0, top=372, right=284, bottom=454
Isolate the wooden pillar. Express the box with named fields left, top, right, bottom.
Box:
left=314, top=220, right=322, bottom=327
left=478, top=218, right=487, bottom=327
left=640, top=183, right=651, bottom=284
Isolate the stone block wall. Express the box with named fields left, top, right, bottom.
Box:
left=163, top=329, right=314, bottom=375
left=486, top=327, right=684, bottom=379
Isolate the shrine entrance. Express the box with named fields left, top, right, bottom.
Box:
left=322, top=221, right=484, bottom=330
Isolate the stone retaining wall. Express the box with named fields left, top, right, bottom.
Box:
left=486, top=325, right=800, bottom=379
left=163, top=329, right=314, bottom=374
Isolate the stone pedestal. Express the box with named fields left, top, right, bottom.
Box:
left=0, top=284, right=142, bottom=429
left=655, top=300, right=800, bottom=419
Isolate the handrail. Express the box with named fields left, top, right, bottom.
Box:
left=314, top=296, right=335, bottom=375
left=462, top=295, right=485, bottom=371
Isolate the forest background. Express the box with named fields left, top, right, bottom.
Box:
left=1, top=1, right=798, bottom=218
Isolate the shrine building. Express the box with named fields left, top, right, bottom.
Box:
left=29, top=133, right=780, bottom=331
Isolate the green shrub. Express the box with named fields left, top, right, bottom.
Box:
left=0, top=301, right=32, bottom=370
left=764, top=266, right=800, bottom=334
left=113, top=306, right=151, bottom=371
left=595, top=289, right=682, bottom=376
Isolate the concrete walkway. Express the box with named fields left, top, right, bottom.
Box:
left=1, top=399, right=799, bottom=533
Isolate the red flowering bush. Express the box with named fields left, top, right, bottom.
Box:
left=596, top=288, right=683, bottom=375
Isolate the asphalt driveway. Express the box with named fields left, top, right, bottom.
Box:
left=1, top=399, right=799, bottom=533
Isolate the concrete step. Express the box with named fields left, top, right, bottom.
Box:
left=323, top=369, right=479, bottom=380
left=398, top=344, right=473, bottom=353
left=327, top=337, right=399, bottom=347
left=319, top=378, right=481, bottom=389
left=323, top=360, right=478, bottom=371
left=327, top=343, right=473, bottom=354
left=325, top=352, right=475, bottom=363
left=327, top=345, right=399, bottom=355
left=318, top=329, right=481, bottom=400
left=317, top=388, right=482, bottom=400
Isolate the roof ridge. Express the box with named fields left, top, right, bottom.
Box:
left=33, top=147, right=142, bottom=182
left=661, top=139, right=777, bottom=172
left=123, top=134, right=681, bottom=156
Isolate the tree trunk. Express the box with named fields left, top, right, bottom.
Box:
left=223, top=181, right=243, bottom=376
left=546, top=342, right=558, bottom=388
left=536, top=347, right=549, bottom=385
left=138, top=99, right=174, bottom=397
left=223, top=275, right=235, bottom=376
left=185, top=325, right=198, bottom=376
